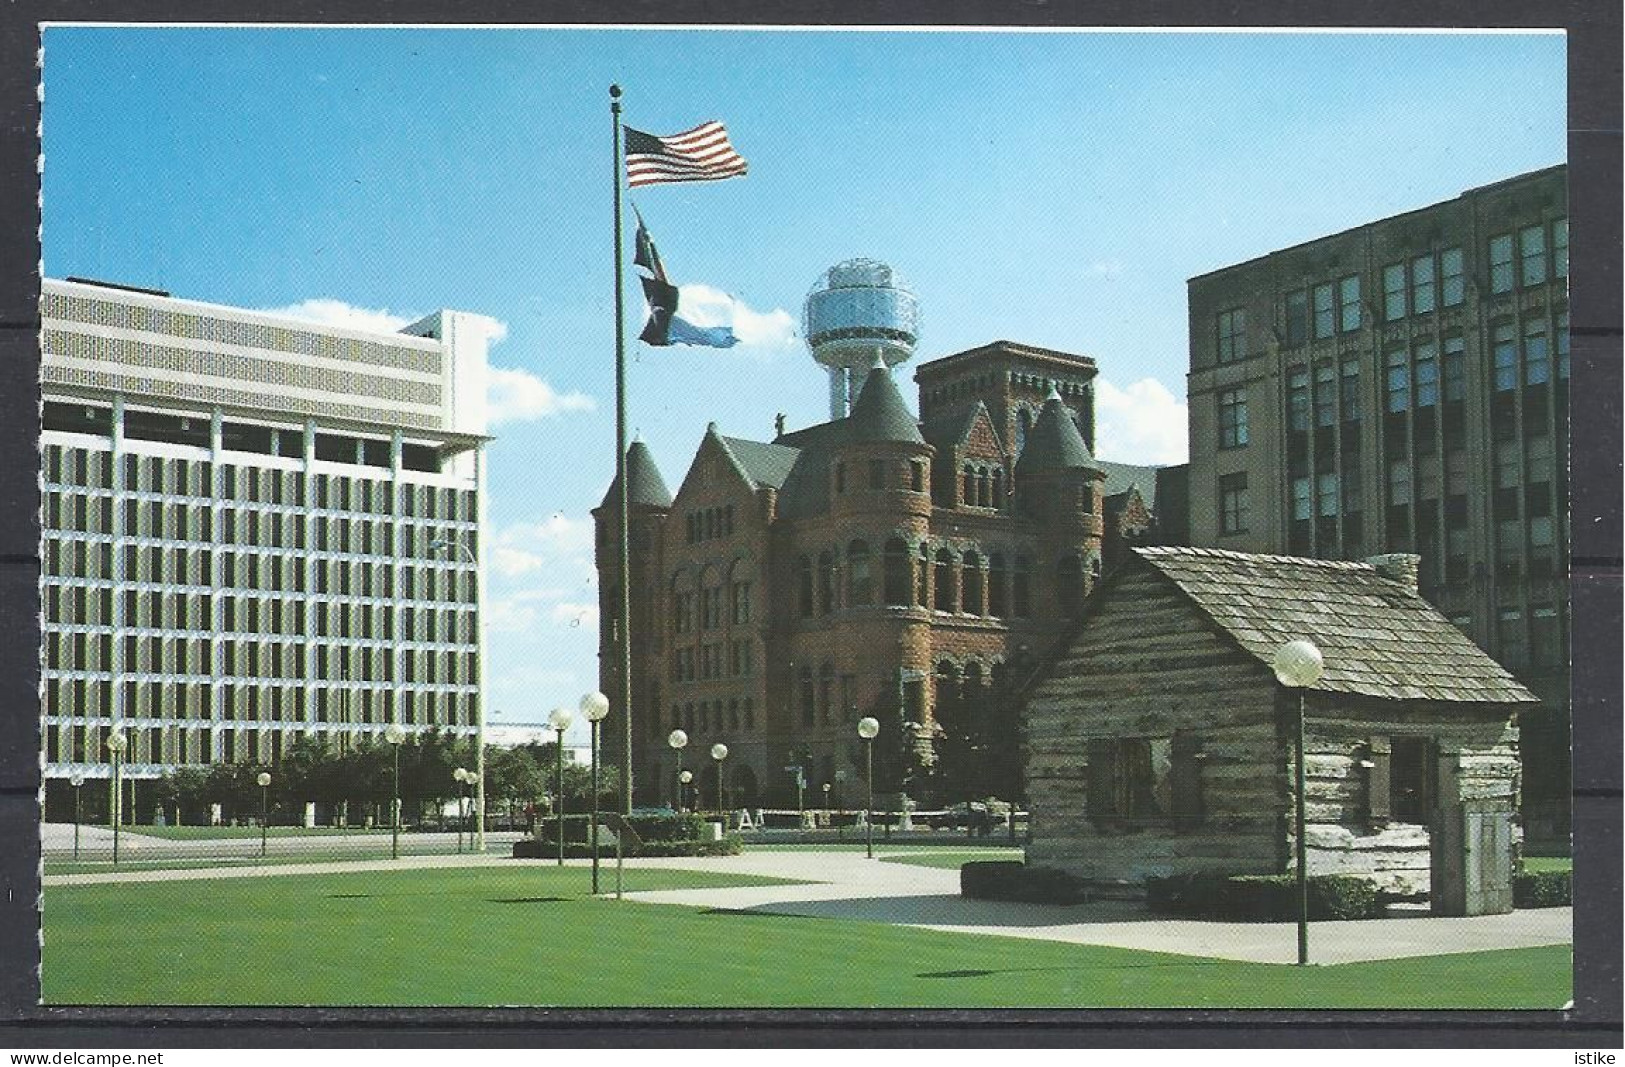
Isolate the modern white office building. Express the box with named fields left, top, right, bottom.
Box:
left=39, top=277, right=492, bottom=803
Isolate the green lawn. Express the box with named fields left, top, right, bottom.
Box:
left=42, top=866, right=1570, bottom=1009
left=1523, top=856, right=1573, bottom=873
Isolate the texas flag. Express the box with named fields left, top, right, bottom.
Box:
left=632, top=211, right=739, bottom=349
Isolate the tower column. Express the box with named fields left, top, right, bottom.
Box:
left=828, top=366, right=849, bottom=420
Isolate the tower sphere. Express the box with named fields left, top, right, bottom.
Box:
left=804, top=258, right=920, bottom=419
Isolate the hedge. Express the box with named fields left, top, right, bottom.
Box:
left=1513, top=868, right=1572, bottom=908
left=1145, top=871, right=1384, bottom=921
left=960, top=861, right=1093, bottom=905
left=512, top=833, right=742, bottom=860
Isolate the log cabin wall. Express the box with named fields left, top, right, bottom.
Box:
left=1025, top=563, right=1521, bottom=894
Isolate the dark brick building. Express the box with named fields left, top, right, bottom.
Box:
left=594, top=340, right=1168, bottom=808
left=1184, top=164, right=1570, bottom=838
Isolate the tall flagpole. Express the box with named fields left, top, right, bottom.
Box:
left=610, top=84, right=634, bottom=814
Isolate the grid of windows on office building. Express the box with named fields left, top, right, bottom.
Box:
left=1271, top=220, right=1568, bottom=674
left=41, top=414, right=481, bottom=771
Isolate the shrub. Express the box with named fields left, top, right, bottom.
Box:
left=1513, top=868, right=1572, bottom=908
left=1145, top=872, right=1384, bottom=921
left=960, top=861, right=1092, bottom=905
left=511, top=831, right=741, bottom=860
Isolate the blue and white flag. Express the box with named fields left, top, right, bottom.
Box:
left=633, top=214, right=739, bottom=349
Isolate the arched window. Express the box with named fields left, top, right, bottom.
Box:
left=1016, top=409, right=1033, bottom=456
left=796, top=556, right=813, bottom=618
left=883, top=538, right=911, bottom=606
left=991, top=468, right=1004, bottom=511
left=962, top=550, right=985, bottom=616
left=799, top=667, right=815, bottom=727
left=1058, top=554, right=1083, bottom=619
left=978, top=470, right=991, bottom=508
left=988, top=552, right=1008, bottom=617
left=962, top=660, right=984, bottom=707
left=819, top=663, right=835, bottom=725
left=934, top=549, right=956, bottom=612
left=1013, top=554, right=1032, bottom=617
left=916, top=544, right=931, bottom=606
left=818, top=551, right=836, bottom=614
left=728, top=698, right=740, bottom=730
left=962, top=466, right=975, bottom=506
left=847, top=540, right=873, bottom=606
left=934, top=660, right=960, bottom=721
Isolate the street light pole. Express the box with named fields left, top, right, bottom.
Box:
left=857, top=717, right=880, bottom=860
left=454, top=767, right=469, bottom=854
left=70, top=773, right=84, bottom=862
left=548, top=706, right=573, bottom=867
left=679, top=769, right=693, bottom=813
left=710, top=743, right=729, bottom=818
left=667, top=729, right=688, bottom=810
left=581, top=691, right=611, bottom=894
left=105, top=729, right=126, bottom=867
left=384, top=722, right=406, bottom=860
left=1273, top=638, right=1325, bottom=968
left=256, top=771, right=271, bottom=857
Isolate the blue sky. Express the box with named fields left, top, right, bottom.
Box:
left=41, top=26, right=1566, bottom=740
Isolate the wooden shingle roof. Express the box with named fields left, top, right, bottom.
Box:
left=1134, top=547, right=1539, bottom=705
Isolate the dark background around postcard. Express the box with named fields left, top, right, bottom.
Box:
left=0, top=0, right=1618, bottom=1048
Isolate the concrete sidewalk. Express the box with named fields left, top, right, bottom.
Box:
left=618, top=850, right=1573, bottom=966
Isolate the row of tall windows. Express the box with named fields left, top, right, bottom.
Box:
left=1284, top=274, right=1362, bottom=347
left=668, top=696, right=756, bottom=735
left=794, top=540, right=1043, bottom=619
left=961, top=464, right=1004, bottom=508
left=799, top=665, right=857, bottom=728
left=835, top=459, right=928, bottom=495
left=685, top=505, right=735, bottom=543
left=669, top=637, right=757, bottom=684
left=672, top=579, right=752, bottom=635
left=1488, top=218, right=1568, bottom=295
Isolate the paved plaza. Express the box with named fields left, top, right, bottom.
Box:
left=41, top=826, right=1571, bottom=966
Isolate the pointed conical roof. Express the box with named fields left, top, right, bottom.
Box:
left=599, top=438, right=673, bottom=509
left=844, top=360, right=925, bottom=445
left=1016, top=389, right=1102, bottom=476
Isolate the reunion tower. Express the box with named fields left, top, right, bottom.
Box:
left=803, top=258, right=921, bottom=420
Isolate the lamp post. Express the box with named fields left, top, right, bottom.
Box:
left=710, top=743, right=729, bottom=817
left=453, top=767, right=470, bottom=854
left=384, top=722, right=406, bottom=860
left=822, top=781, right=831, bottom=827
left=255, top=771, right=271, bottom=857
left=667, top=729, right=688, bottom=810
left=105, top=729, right=126, bottom=867
left=679, top=769, right=693, bottom=813
left=1272, top=638, right=1325, bottom=967
left=431, top=537, right=485, bottom=852
left=857, top=717, right=880, bottom=859
left=580, top=691, right=611, bottom=894
left=547, top=706, right=573, bottom=867
left=69, top=773, right=84, bottom=861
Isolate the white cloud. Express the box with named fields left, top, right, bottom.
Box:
left=487, top=366, right=595, bottom=426
left=489, top=514, right=595, bottom=578
left=1094, top=377, right=1188, bottom=466
left=675, top=284, right=798, bottom=349
left=258, top=298, right=414, bottom=335
left=1088, top=259, right=1126, bottom=279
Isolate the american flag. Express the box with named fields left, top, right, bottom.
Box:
left=624, top=121, right=748, bottom=188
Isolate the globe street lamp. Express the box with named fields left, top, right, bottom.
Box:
left=547, top=706, right=573, bottom=867
left=710, top=743, right=729, bottom=817
left=384, top=722, right=407, bottom=860
left=856, top=717, right=880, bottom=859
left=679, top=769, right=693, bottom=812
left=104, top=729, right=127, bottom=867
left=255, top=771, right=272, bottom=857
left=1273, top=638, right=1325, bottom=967
left=580, top=691, right=611, bottom=894
left=822, top=781, right=831, bottom=827
left=68, top=773, right=84, bottom=861
left=453, top=767, right=471, bottom=854
left=667, top=729, right=689, bottom=810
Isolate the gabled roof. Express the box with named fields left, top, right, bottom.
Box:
left=772, top=421, right=844, bottom=519
left=598, top=439, right=673, bottom=510
left=717, top=435, right=800, bottom=490
left=1014, top=392, right=1101, bottom=476
left=920, top=400, right=1004, bottom=456
left=1134, top=547, right=1539, bottom=705
left=1097, top=459, right=1162, bottom=510
left=846, top=362, right=926, bottom=445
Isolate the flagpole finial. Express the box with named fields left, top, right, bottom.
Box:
left=610, top=84, right=622, bottom=98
